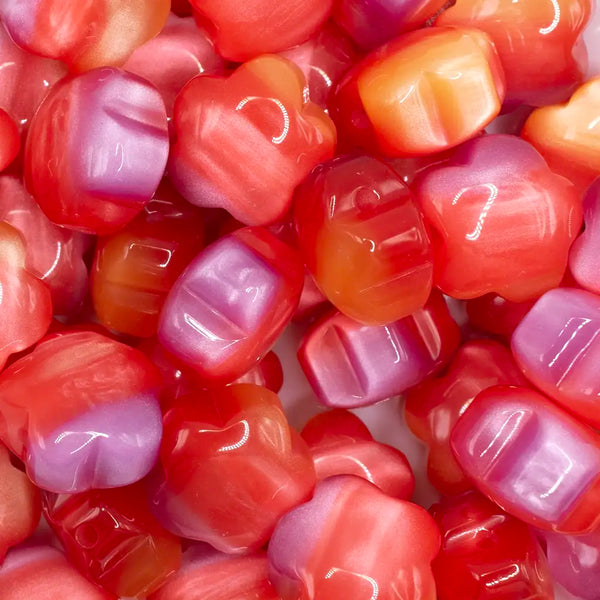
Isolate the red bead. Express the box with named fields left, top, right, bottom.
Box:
left=169, top=56, right=336, bottom=226
left=91, top=181, right=205, bottom=338
left=0, top=108, right=19, bottom=171
left=405, top=340, right=528, bottom=495
left=301, top=410, right=415, bottom=498
left=431, top=490, right=554, bottom=600
left=414, top=134, right=581, bottom=301
left=42, top=482, right=182, bottom=598
left=150, top=384, right=316, bottom=553
left=294, top=154, right=433, bottom=325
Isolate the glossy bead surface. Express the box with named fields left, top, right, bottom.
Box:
left=0, top=222, right=52, bottom=371
left=268, top=475, right=440, bottom=600
left=0, top=176, right=89, bottom=316
left=0, top=444, right=41, bottom=562
left=414, top=134, right=581, bottom=301
left=331, top=27, right=505, bottom=156
left=0, top=108, right=19, bottom=171
left=299, top=292, right=460, bottom=408
left=405, top=340, right=527, bottom=495
left=431, top=490, right=554, bottom=600
left=190, top=0, right=333, bottom=61
left=0, top=545, right=114, bottom=600
left=149, top=545, right=279, bottom=600
left=0, top=331, right=162, bottom=492
left=436, top=0, right=591, bottom=107
left=522, top=77, right=600, bottom=191
left=0, top=0, right=170, bottom=72
left=169, top=55, right=336, bottom=226
left=42, top=483, right=181, bottom=598
left=123, top=15, right=225, bottom=119
left=333, top=0, right=448, bottom=50
left=92, top=181, right=204, bottom=338
left=301, top=410, right=415, bottom=498
left=158, top=227, right=304, bottom=382
left=512, top=287, right=600, bottom=429
left=451, top=386, right=600, bottom=534
left=25, top=68, right=169, bottom=235
left=294, top=154, right=433, bottom=325
left=150, top=384, right=315, bottom=553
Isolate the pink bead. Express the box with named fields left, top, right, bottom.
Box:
left=123, top=15, right=225, bottom=120
left=451, top=385, right=600, bottom=534
left=268, top=475, right=440, bottom=600
left=0, top=176, right=89, bottom=315
left=298, top=292, right=460, bottom=408
left=158, top=227, right=304, bottom=383
left=24, top=68, right=169, bottom=235
left=0, top=108, right=19, bottom=171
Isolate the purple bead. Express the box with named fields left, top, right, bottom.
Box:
left=451, top=385, right=600, bottom=534
left=511, top=287, right=600, bottom=430
left=332, top=0, right=449, bottom=50
left=158, top=227, right=304, bottom=383
left=24, top=67, right=169, bottom=235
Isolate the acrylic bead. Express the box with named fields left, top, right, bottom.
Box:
left=0, top=444, right=41, bottom=563
left=0, top=176, right=89, bottom=316
left=25, top=68, right=169, bottom=235
left=168, top=55, right=336, bottom=226
left=123, top=15, right=225, bottom=119
left=301, top=410, right=415, bottom=497
left=299, top=292, right=460, bottom=408
left=294, top=154, right=433, bottom=325
left=0, top=331, right=162, bottom=493
left=149, top=545, right=279, bottom=600
left=405, top=340, right=527, bottom=495
left=451, top=385, right=600, bottom=534
left=150, top=384, right=315, bottom=553
left=522, top=77, right=600, bottom=191
left=0, top=222, right=52, bottom=371
left=0, top=108, right=19, bottom=171
left=268, top=475, right=440, bottom=600
left=0, top=0, right=171, bottom=72
left=0, top=545, right=114, bottom=600
left=158, top=226, right=304, bottom=383
left=42, top=483, right=182, bottom=598
left=333, top=0, right=448, bottom=50
left=436, top=0, right=592, bottom=107
left=190, top=0, right=333, bottom=62
left=92, top=181, right=205, bottom=338
left=414, top=134, right=581, bottom=301
left=512, top=287, right=600, bottom=430
left=331, top=27, right=505, bottom=156
left=431, top=490, right=554, bottom=600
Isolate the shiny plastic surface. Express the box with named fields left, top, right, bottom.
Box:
left=431, top=490, right=555, bottom=600
left=522, top=77, right=600, bottom=191
left=42, top=482, right=182, bottom=598
left=436, top=0, right=591, bottom=107
left=414, top=134, right=581, bottom=301
left=451, top=386, right=600, bottom=534
left=301, top=410, right=415, bottom=497
left=405, top=340, right=528, bottom=495
left=158, top=226, right=304, bottom=382
left=190, top=0, right=333, bottom=61
left=0, top=331, right=163, bottom=492
left=512, top=287, right=600, bottom=430
left=0, top=444, right=41, bottom=562
left=25, top=68, right=169, bottom=235
left=331, top=27, right=505, bottom=156
left=92, top=181, right=205, bottom=338
left=168, top=55, right=336, bottom=226
left=149, top=545, right=279, bottom=600
left=150, top=384, right=316, bottom=553
left=294, top=154, right=433, bottom=325
left=299, top=292, right=460, bottom=408
left=0, top=0, right=170, bottom=72
left=268, top=475, right=440, bottom=600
